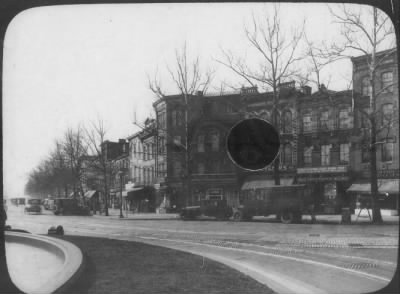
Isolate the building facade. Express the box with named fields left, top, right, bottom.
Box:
left=127, top=49, right=398, bottom=215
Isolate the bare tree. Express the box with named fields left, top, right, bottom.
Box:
left=218, top=4, right=305, bottom=185
left=148, top=42, right=213, bottom=206
left=84, top=118, right=115, bottom=216
left=329, top=4, right=396, bottom=223
left=63, top=126, right=88, bottom=200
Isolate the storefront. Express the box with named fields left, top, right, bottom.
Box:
left=126, top=187, right=155, bottom=213
left=297, top=167, right=351, bottom=214
left=347, top=179, right=399, bottom=216
left=191, top=177, right=239, bottom=208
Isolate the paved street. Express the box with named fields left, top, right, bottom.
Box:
left=6, top=205, right=399, bottom=294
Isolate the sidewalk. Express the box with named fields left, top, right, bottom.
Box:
left=92, top=208, right=399, bottom=224
left=91, top=208, right=180, bottom=220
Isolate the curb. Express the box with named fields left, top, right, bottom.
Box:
left=5, top=232, right=84, bottom=294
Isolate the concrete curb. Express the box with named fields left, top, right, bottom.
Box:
left=5, top=231, right=84, bottom=294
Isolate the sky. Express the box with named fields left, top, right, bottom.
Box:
left=2, top=3, right=395, bottom=197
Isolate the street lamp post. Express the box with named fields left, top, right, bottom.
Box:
left=117, top=170, right=124, bottom=218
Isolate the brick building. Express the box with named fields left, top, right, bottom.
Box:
left=130, top=49, right=398, bottom=215
left=347, top=49, right=399, bottom=214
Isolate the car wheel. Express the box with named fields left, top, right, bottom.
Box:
left=280, top=211, right=294, bottom=224
left=233, top=211, right=243, bottom=222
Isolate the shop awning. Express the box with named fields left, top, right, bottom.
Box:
left=241, top=176, right=294, bottom=190
left=84, top=190, right=98, bottom=199
left=347, top=179, right=399, bottom=194
left=122, top=187, right=145, bottom=199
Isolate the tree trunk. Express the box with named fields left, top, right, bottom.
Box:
left=370, top=117, right=383, bottom=223
left=273, top=86, right=280, bottom=185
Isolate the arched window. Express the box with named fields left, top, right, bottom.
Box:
left=282, top=110, right=292, bottom=133
left=362, top=76, right=371, bottom=97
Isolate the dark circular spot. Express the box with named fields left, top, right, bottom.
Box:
left=226, top=118, right=280, bottom=170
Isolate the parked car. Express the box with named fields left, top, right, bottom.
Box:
left=180, top=197, right=233, bottom=220
left=43, top=199, right=55, bottom=210
left=54, top=198, right=91, bottom=216
left=24, top=198, right=42, bottom=214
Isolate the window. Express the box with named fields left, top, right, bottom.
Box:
left=320, top=110, right=332, bottom=130
left=339, top=143, right=350, bottom=164
left=360, top=108, right=370, bottom=128
left=260, top=111, right=270, bottom=121
left=303, top=114, right=312, bottom=132
left=282, top=111, right=292, bottom=133
left=283, top=144, right=292, bottom=165
left=381, top=72, right=393, bottom=92
left=321, top=145, right=331, bottom=166
left=382, top=142, right=393, bottom=162
left=173, top=161, right=182, bottom=177
left=210, top=130, right=220, bottom=152
left=362, top=143, right=370, bottom=163
left=143, top=145, right=147, bottom=160
left=197, top=133, right=205, bottom=152
left=304, top=146, right=313, bottom=166
left=197, top=162, right=205, bottom=174
left=171, top=110, right=177, bottom=127
left=362, top=76, right=371, bottom=97
left=382, top=103, right=394, bottom=127
left=339, top=107, right=353, bottom=129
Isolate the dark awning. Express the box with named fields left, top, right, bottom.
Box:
left=347, top=179, right=399, bottom=194
left=241, top=176, right=294, bottom=190
left=84, top=190, right=98, bottom=199
left=126, top=187, right=145, bottom=199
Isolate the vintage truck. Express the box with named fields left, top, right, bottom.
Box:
left=180, top=197, right=233, bottom=220
left=232, top=184, right=310, bottom=223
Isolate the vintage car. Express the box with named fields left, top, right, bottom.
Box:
left=24, top=198, right=42, bottom=214
left=54, top=198, right=91, bottom=216
left=43, top=199, right=56, bottom=210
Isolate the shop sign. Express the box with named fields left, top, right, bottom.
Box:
left=297, top=166, right=348, bottom=174
left=206, top=188, right=223, bottom=196
left=361, top=169, right=400, bottom=179
left=298, top=174, right=349, bottom=183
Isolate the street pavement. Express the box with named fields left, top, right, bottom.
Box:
left=5, top=204, right=399, bottom=294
